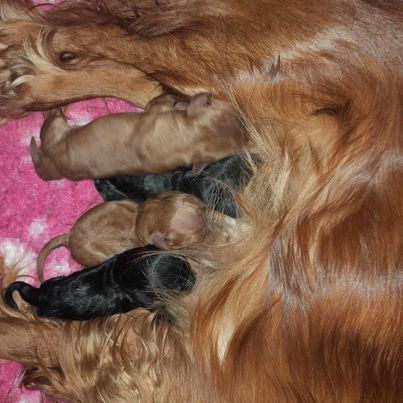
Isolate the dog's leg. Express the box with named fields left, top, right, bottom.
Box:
left=0, top=299, right=186, bottom=401
left=0, top=51, right=161, bottom=117
left=0, top=315, right=60, bottom=367
left=49, top=22, right=231, bottom=98
left=0, top=22, right=161, bottom=118
left=0, top=1, right=241, bottom=118
left=0, top=258, right=61, bottom=366
left=0, top=258, right=185, bottom=400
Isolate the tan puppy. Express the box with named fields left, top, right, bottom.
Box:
left=29, top=93, right=243, bottom=180
left=36, top=192, right=210, bottom=282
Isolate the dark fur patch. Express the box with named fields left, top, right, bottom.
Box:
left=95, top=155, right=249, bottom=218
left=4, top=245, right=194, bottom=321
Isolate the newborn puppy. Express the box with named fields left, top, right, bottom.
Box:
left=36, top=192, right=208, bottom=282
left=30, top=93, right=243, bottom=180
left=5, top=246, right=195, bottom=321
left=95, top=154, right=250, bottom=218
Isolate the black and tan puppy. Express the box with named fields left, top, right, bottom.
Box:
left=95, top=155, right=251, bottom=218
left=5, top=246, right=195, bottom=321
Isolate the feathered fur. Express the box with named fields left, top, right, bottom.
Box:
left=0, top=0, right=401, bottom=402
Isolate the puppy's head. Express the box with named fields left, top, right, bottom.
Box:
left=137, top=192, right=208, bottom=250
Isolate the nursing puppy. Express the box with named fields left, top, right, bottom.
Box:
left=95, top=154, right=250, bottom=218
left=5, top=246, right=195, bottom=321
left=1, top=1, right=400, bottom=401
left=29, top=92, right=243, bottom=180
left=37, top=192, right=209, bottom=282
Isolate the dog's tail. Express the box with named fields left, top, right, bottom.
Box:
left=37, top=234, right=68, bottom=283
left=4, top=281, right=39, bottom=309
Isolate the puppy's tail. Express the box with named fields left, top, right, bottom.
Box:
left=37, top=234, right=68, bottom=283
left=4, top=281, right=39, bottom=309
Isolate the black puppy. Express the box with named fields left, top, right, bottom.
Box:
left=4, top=246, right=194, bottom=321
left=95, top=155, right=250, bottom=218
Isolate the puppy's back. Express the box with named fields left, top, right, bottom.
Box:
left=5, top=246, right=195, bottom=320
left=95, top=154, right=248, bottom=217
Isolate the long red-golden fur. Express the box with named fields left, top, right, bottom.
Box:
left=0, top=0, right=401, bottom=401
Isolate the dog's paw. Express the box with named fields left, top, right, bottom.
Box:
left=0, top=20, right=42, bottom=117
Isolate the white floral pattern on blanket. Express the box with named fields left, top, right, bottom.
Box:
left=0, top=97, right=138, bottom=401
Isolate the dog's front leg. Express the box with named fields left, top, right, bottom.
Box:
left=0, top=2, right=247, bottom=117
left=0, top=315, right=61, bottom=367
left=0, top=51, right=161, bottom=118
left=0, top=22, right=161, bottom=118
left=49, top=19, right=240, bottom=99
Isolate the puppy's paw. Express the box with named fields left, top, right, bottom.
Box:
left=40, top=108, right=70, bottom=143
left=29, top=137, right=52, bottom=180
left=29, top=137, right=41, bottom=165
left=43, top=108, right=64, bottom=120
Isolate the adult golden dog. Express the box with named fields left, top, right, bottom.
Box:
left=0, top=0, right=401, bottom=401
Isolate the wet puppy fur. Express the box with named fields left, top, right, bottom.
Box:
left=5, top=245, right=195, bottom=321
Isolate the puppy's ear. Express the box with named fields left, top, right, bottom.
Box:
left=150, top=231, right=170, bottom=250
left=187, top=93, right=212, bottom=117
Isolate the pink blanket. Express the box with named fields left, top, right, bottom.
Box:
left=0, top=98, right=138, bottom=401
